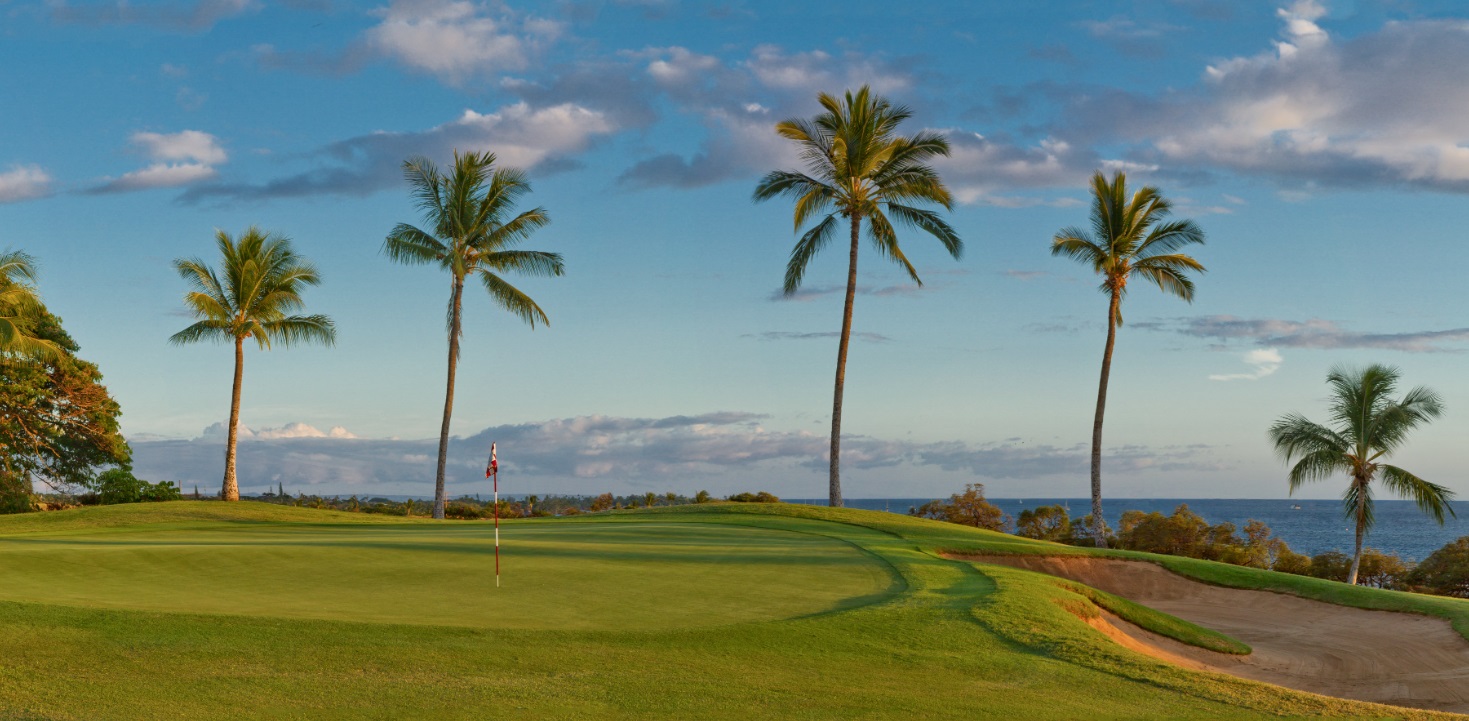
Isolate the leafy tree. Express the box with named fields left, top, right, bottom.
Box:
left=91, top=468, right=182, bottom=505
left=754, top=86, right=962, bottom=507
left=385, top=151, right=564, bottom=519
left=643, top=492, right=658, bottom=508
left=1408, top=536, right=1469, bottom=598
left=170, top=228, right=335, bottom=501
left=1269, top=364, right=1452, bottom=584
left=694, top=490, right=712, bottom=504
left=590, top=493, right=615, bottom=512
left=0, top=306, right=129, bottom=510
left=1016, top=505, right=1071, bottom=542
left=0, top=250, right=59, bottom=360
left=1051, top=171, right=1205, bottom=546
left=910, top=484, right=1010, bottom=532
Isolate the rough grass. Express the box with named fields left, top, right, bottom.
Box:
left=0, top=501, right=1461, bottom=720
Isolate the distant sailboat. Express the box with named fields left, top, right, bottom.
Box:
left=1291, top=504, right=1303, bottom=510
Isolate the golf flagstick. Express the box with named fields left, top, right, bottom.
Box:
left=488, top=443, right=499, bottom=588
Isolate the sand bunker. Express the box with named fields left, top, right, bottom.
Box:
left=960, top=554, right=1469, bottom=715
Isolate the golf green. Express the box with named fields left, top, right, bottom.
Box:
left=0, top=517, right=895, bottom=629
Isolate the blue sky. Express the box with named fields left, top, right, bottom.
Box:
left=5, top=0, right=1469, bottom=500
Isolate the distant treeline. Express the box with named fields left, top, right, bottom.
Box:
left=911, top=483, right=1469, bottom=600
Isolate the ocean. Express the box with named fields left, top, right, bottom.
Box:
left=788, top=498, right=1469, bottom=563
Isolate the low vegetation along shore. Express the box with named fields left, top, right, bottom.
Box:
left=0, top=500, right=1466, bottom=719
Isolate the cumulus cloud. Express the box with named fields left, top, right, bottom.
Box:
left=131, top=412, right=1222, bottom=494
left=90, top=130, right=227, bottom=194
left=1209, top=348, right=1283, bottom=381
left=47, top=0, right=260, bottom=31
left=1054, top=1, right=1469, bottom=194
left=180, top=102, right=613, bottom=202
left=197, top=421, right=357, bottom=440
left=364, top=0, right=561, bottom=84
left=1141, top=315, right=1469, bottom=353
left=617, top=44, right=915, bottom=189
left=0, top=165, right=53, bottom=203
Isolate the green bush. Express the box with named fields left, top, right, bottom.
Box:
left=92, top=469, right=182, bottom=505
left=444, top=502, right=486, bottom=520
left=725, top=491, right=780, bottom=503
left=1408, top=536, right=1469, bottom=598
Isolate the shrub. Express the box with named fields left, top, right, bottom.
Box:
left=910, top=484, right=1010, bottom=532
left=444, top=502, right=486, bottom=520
left=1356, top=549, right=1409, bottom=590
left=1408, top=536, right=1469, bottom=598
left=725, top=491, right=780, bottom=503
left=1016, top=505, right=1071, bottom=542
left=1307, top=551, right=1352, bottom=582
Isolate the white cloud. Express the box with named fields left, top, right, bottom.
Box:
left=365, top=0, right=560, bottom=84
left=181, top=101, right=614, bottom=202
left=132, top=130, right=227, bottom=165
left=0, top=165, right=53, bottom=204
left=90, top=130, right=227, bottom=194
left=96, top=163, right=218, bottom=192
left=1151, top=4, right=1469, bottom=192
left=1209, top=348, right=1283, bottom=381
left=197, top=421, right=357, bottom=440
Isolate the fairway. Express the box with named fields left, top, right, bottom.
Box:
left=0, top=516, right=894, bottom=629
left=3, top=501, right=1468, bottom=720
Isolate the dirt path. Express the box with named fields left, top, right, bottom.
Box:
left=959, top=554, right=1469, bottom=715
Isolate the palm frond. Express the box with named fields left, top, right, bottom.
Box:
left=487, top=250, right=565, bottom=278
left=260, top=314, right=337, bottom=349
left=783, top=213, right=839, bottom=294
left=383, top=224, right=446, bottom=266
left=168, top=319, right=235, bottom=346
left=867, top=211, right=920, bottom=285
left=1379, top=464, right=1456, bottom=524
left=479, top=272, right=550, bottom=328
left=885, top=203, right=962, bottom=260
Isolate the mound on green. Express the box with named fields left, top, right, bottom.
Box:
left=0, top=501, right=1463, bottom=720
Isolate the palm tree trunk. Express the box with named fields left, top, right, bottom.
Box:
left=1088, top=290, right=1121, bottom=548
left=828, top=214, right=861, bottom=508
left=1349, top=479, right=1366, bottom=585
left=221, top=335, right=244, bottom=502
left=433, top=278, right=465, bottom=520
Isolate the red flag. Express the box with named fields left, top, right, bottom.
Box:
left=487, top=442, right=498, bottom=477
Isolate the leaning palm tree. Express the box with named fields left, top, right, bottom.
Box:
left=1051, top=171, right=1205, bottom=547
left=385, top=151, right=564, bottom=520
left=1270, top=364, right=1452, bottom=585
left=170, top=228, right=336, bottom=501
left=753, top=86, right=962, bottom=508
left=0, top=250, right=60, bottom=360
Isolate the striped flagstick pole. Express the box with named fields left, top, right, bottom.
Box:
left=489, top=442, right=500, bottom=588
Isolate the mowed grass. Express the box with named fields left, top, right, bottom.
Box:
left=0, top=501, right=1463, bottom=720
left=0, top=517, right=893, bottom=629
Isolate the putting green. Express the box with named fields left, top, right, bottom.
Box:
left=0, top=518, right=895, bottom=629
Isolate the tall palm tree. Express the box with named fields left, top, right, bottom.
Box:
left=1270, top=364, right=1452, bottom=585
left=1051, top=171, right=1205, bottom=547
left=170, top=228, right=336, bottom=501
left=0, top=250, right=60, bottom=360
left=385, top=151, right=564, bottom=520
left=753, top=86, right=962, bottom=507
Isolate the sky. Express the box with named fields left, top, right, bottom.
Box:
left=5, top=0, right=1469, bottom=501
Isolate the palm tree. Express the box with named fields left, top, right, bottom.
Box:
left=170, top=228, right=336, bottom=501
left=1270, top=364, right=1452, bottom=585
left=0, top=250, right=60, bottom=360
left=385, top=151, right=564, bottom=520
left=753, top=86, right=962, bottom=507
left=1051, top=171, right=1205, bottom=547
